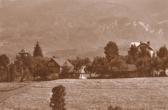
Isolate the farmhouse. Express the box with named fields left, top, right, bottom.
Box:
left=130, top=41, right=155, bottom=57
left=47, top=57, right=74, bottom=75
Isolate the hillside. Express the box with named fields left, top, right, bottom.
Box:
left=0, top=78, right=168, bottom=110
left=0, top=0, right=168, bottom=58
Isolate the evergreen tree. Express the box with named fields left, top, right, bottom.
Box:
left=33, top=42, right=43, bottom=57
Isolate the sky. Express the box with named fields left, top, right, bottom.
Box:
left=0, top=0, right=168, bottom=57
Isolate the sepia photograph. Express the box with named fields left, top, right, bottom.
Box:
left=0, top=0, right=168, bottom=110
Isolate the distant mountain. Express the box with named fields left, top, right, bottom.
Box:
left=0, top=0, right=168, bottom=58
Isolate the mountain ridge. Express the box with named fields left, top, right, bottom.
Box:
left=0, top=0, right=167, bottom=58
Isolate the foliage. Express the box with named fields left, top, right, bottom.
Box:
left=104, top=41, right=119, bottom=62
left=8, top=63, right=15, bottom=82
left=2, top=41, right=168, bottom=81
left=61, top=65, right=71, bottom=78
left=0, top=54, right=10, bottom=82
left=108, top=106, right=122, bottom=110
left=91, top=57, right=109, bottom=74
left=31, top=57, right=49, bottom=81
left=14, top=51, right=33, bottom=82
left=85, top=41, right=127, bottom=78
left=138, top=45, right=151, bottom=58
left=50, top=85, right=66, bottom=110
left=69, top=57, right=91, bottom=73
left=135, top=44, right=152, bottom=76
left=157, top=46, right=168, bottom=58
left=127, top=45, right=138, bottom=64
left=0, top=54, right=10, bottom=67
left=33, top=42, right=43, bottom=57
left=90, top=56, right=126, bottom=78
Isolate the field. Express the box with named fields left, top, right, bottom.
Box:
left=0, top=78, right=168, bottom=110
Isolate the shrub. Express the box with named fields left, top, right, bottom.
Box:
left=108, top=105, right=122, bottom=110
left=50, top=85, right=66, bottom=110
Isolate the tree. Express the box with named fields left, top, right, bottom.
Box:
left=90, top=57, right=110, bottom=76
left=69, top=57, right=91, bottom=73
left=0, top=54, right=10, bottom=67
left=151, top=46, right=168, bottom=72
left=127, top=45, right=138, bottom=64
left=33, top=42, right=43, bottom=57
left=61, top=65, right=71, bottom=78
left=157, top=46, right=168, bottom=58
left=50, top=85, right=66, bottom=110
left=0, top=54, right=10, bottom=82
left=31, top=57, right=49, bottom=81
left=8, top=63, right=15, bottom=82
left=136, top=45, right=152, bottom=76
left=104, top=41, right=119, bottom=62
left=14, top=50, right=33, bottom=82
left=108, top=106, right=122, bottom=110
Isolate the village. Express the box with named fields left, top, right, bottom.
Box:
left=0, top=40, right=168, bottom=82
left=1, top=0, right=168, bottom=110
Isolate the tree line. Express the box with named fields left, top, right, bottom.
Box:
left=0, top=41, right=168, bottom=82
left=0, top=42, right=46, bottom=82
left=67, top=41, right=168, bottom=78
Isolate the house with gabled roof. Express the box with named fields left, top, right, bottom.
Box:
left=130, top=41, right=155, bottom=57
left=47, top=57, right=74, bottom=76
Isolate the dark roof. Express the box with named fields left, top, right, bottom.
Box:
left=50, top=58, right=73, bottom=67
left=19, top=49, right=29, bottom=54
left=137, top=43, right=153, bottom=50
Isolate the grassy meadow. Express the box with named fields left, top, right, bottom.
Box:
left=0, top=78, right=168, bottom=110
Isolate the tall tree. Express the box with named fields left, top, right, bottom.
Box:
left=33, top=42, right=43, bottom=57
left=136, top=45, right=152, bottom=76
left=15, top=50, right=33, bottom=82
left=104, top=41, right=119, bottom=62
left=9, top=63, right=15, bottom=82
left=0, top=54, right=10, bottom=67
left=127, top=45, right=138, bottom=64
left=157, top=46, right=168, bottom=58
left=153, top=46, right=168, bottom=71
left=32, top=57, right=49, bottom=80
left=0, top=54, right=10, bottom=81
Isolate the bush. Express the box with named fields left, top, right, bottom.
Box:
left=50, top=85, right=66, bottom=110
left=108, top=106, right=122, bottom=110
